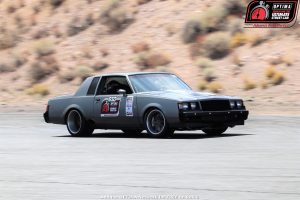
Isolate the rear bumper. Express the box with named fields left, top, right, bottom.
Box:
left=177, top=110, right=249, bottom=129
left=43, top=111, right=49, bottom=123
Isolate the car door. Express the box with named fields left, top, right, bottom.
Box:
left=93, top=76, right=138, bottom=129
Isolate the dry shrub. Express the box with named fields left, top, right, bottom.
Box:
left=50, top=0, right=65, bottom=8
left=203, top=68, right=216, bottom=82
left=81, top=47, right=93, bottom=59
left=27, top=84, right=50, bottom=96
left=0, top=30, right=18, bottom=50
left=100, top=48, right=109, bottom=57
left=270, top=71, right=285, bottom=85
left=227, top=17, right=243, bottom=34
left=269, top=55, right=293, bottom=66
left=67, top=14, right=94, bottom=36
left=32, top=28, right=50, bottom=39
left=281, top=54, right=293, bottom=66
left=230, top=32, right=247, bottom=48
left=40, top=55, right=58, bottom=66
left=12, top=52, right=27, bottom=68
left=51, top=25, right=63, bottom=38
left=131, top=42, right=150, bottom=53
left=76, top=65, right=93, bottom=81
left=198, top=80, right=208, bottom=90
left=136, top=0, right=152, bottom=5
left=182, top=6, right=227, bottom=43
left=223, top=0, right=245, bottom=16
left=29, top=57, right=59, bottom=82
left=0, top=54, right=26, bottom=73
left=14, top=14, right=25, bottom=30
left=32, top=3, right=42, bottom=14
left=166, top=24, right=177, bottom=36
left=58, top=70, right=77, bottom=83
left=265, top=65, right=276, bottom=78
left=100, top=0, right=133, bottom=32
left=202, top=32, right=231, bottom=59
left=260, top=81, right=269, bottom=89
left=6, top=2, right=18, bottom=14
left=232, top=54, right=244, bottom=67
left=248, top=34, right=267, bottom=47
left=135, top=52, right=171, bottom=69
left=198, top=6, right=228, bottom=33
left=188, top=43, right=201, bottom=59
left=269, top=56, right=284, bottom=65
left=91, top=61, right=109, bottom=71
left=195, top=58, right=214, bottom=69
left=0, top=62, right=16, bottom=73
left=182, top=0, right=244, bottom=44
left=265, top=66, right=285, bottom=85
left=182, top=20, right=203, bottom=43
left=33, top=39, right=55, bottom=57
left=207, top=81, right=223, bottom=93
left=243, top=76, right=256, bottom=91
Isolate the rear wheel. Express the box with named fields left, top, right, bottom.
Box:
left=202, top=127, right=228, bottom=136
left=144, top=109, right=174, bottom=138
left=66, top=109, right=94, bottom=137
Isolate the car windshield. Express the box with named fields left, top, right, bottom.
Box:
left=129, top=73, right=191, bottom=93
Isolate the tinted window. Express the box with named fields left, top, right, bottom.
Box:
left=87, top=77, right=100, bottom=95
left=96, top=76, right=133, bottom=95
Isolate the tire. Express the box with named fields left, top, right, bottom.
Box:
left=144, top=109, right=174, bottom=138
left=202, top=127, right=228, bottom=136
left=66, top=109, right=94, bottom=137
left=121, top=129, right=143, bottom=136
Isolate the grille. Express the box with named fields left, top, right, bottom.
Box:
left=200, top=100, right=230, bottom=111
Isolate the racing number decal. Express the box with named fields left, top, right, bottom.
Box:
left=100, top=97, right=121, bottom=117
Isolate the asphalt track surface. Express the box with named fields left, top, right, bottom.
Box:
left=0, top=113, right=299, bottom=200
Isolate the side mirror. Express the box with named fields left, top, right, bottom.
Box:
left=117, top=89, right=127, bottom=97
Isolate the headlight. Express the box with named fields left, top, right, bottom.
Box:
left=178, top=102, right=199, bottom=111
left=236, top=100, right=243, bottom=108
left=230, top=101, right=236, bottom=108
left=178, top=103, right=189, bottom=110
left=230, top=100, right=243, bottom=109
left=190, top=102, right=197, bottom=110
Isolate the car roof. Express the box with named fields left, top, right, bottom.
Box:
left=92, top=72, right=173, bottom=77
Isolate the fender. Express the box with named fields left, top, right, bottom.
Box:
left=63, top=104, right=87, bottom=123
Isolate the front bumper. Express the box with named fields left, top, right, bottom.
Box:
left=43, top=111, right=49, bottom=123
left=179, top=110, right=249, bottom=124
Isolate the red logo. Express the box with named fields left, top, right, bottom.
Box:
left=245, top=0, right=299, bottom=28
left=250, top=1, right=270, bottom=20
left=102, top=101, right=109, bottom=113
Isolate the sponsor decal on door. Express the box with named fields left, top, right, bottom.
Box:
left=126, top=96, right=134, bottom=116
left=101, top=97, right=121, bottom=117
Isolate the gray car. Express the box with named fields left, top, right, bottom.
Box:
left=44, top=72, right=249, bottom=137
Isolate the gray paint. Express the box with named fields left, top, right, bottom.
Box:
left=46, top=72, right=247, bottom=130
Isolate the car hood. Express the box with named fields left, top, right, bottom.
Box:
left=136, top=90, right=239, bottom=101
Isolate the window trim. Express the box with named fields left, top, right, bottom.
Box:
left=95, top=75, right=135, bottom=95
left=87, top=77, right=101, bottom=96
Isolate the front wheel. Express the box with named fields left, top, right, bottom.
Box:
left=144, top=109, right=174, bottom=138
left=202, top=127, right=228, bottom=136
left=66, top=109, right=94, bottom=137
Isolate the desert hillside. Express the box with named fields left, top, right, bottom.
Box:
left=0, top=0, right=299, bottom=114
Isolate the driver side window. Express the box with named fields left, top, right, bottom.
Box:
left=96, top=76, right=133, bottom=95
